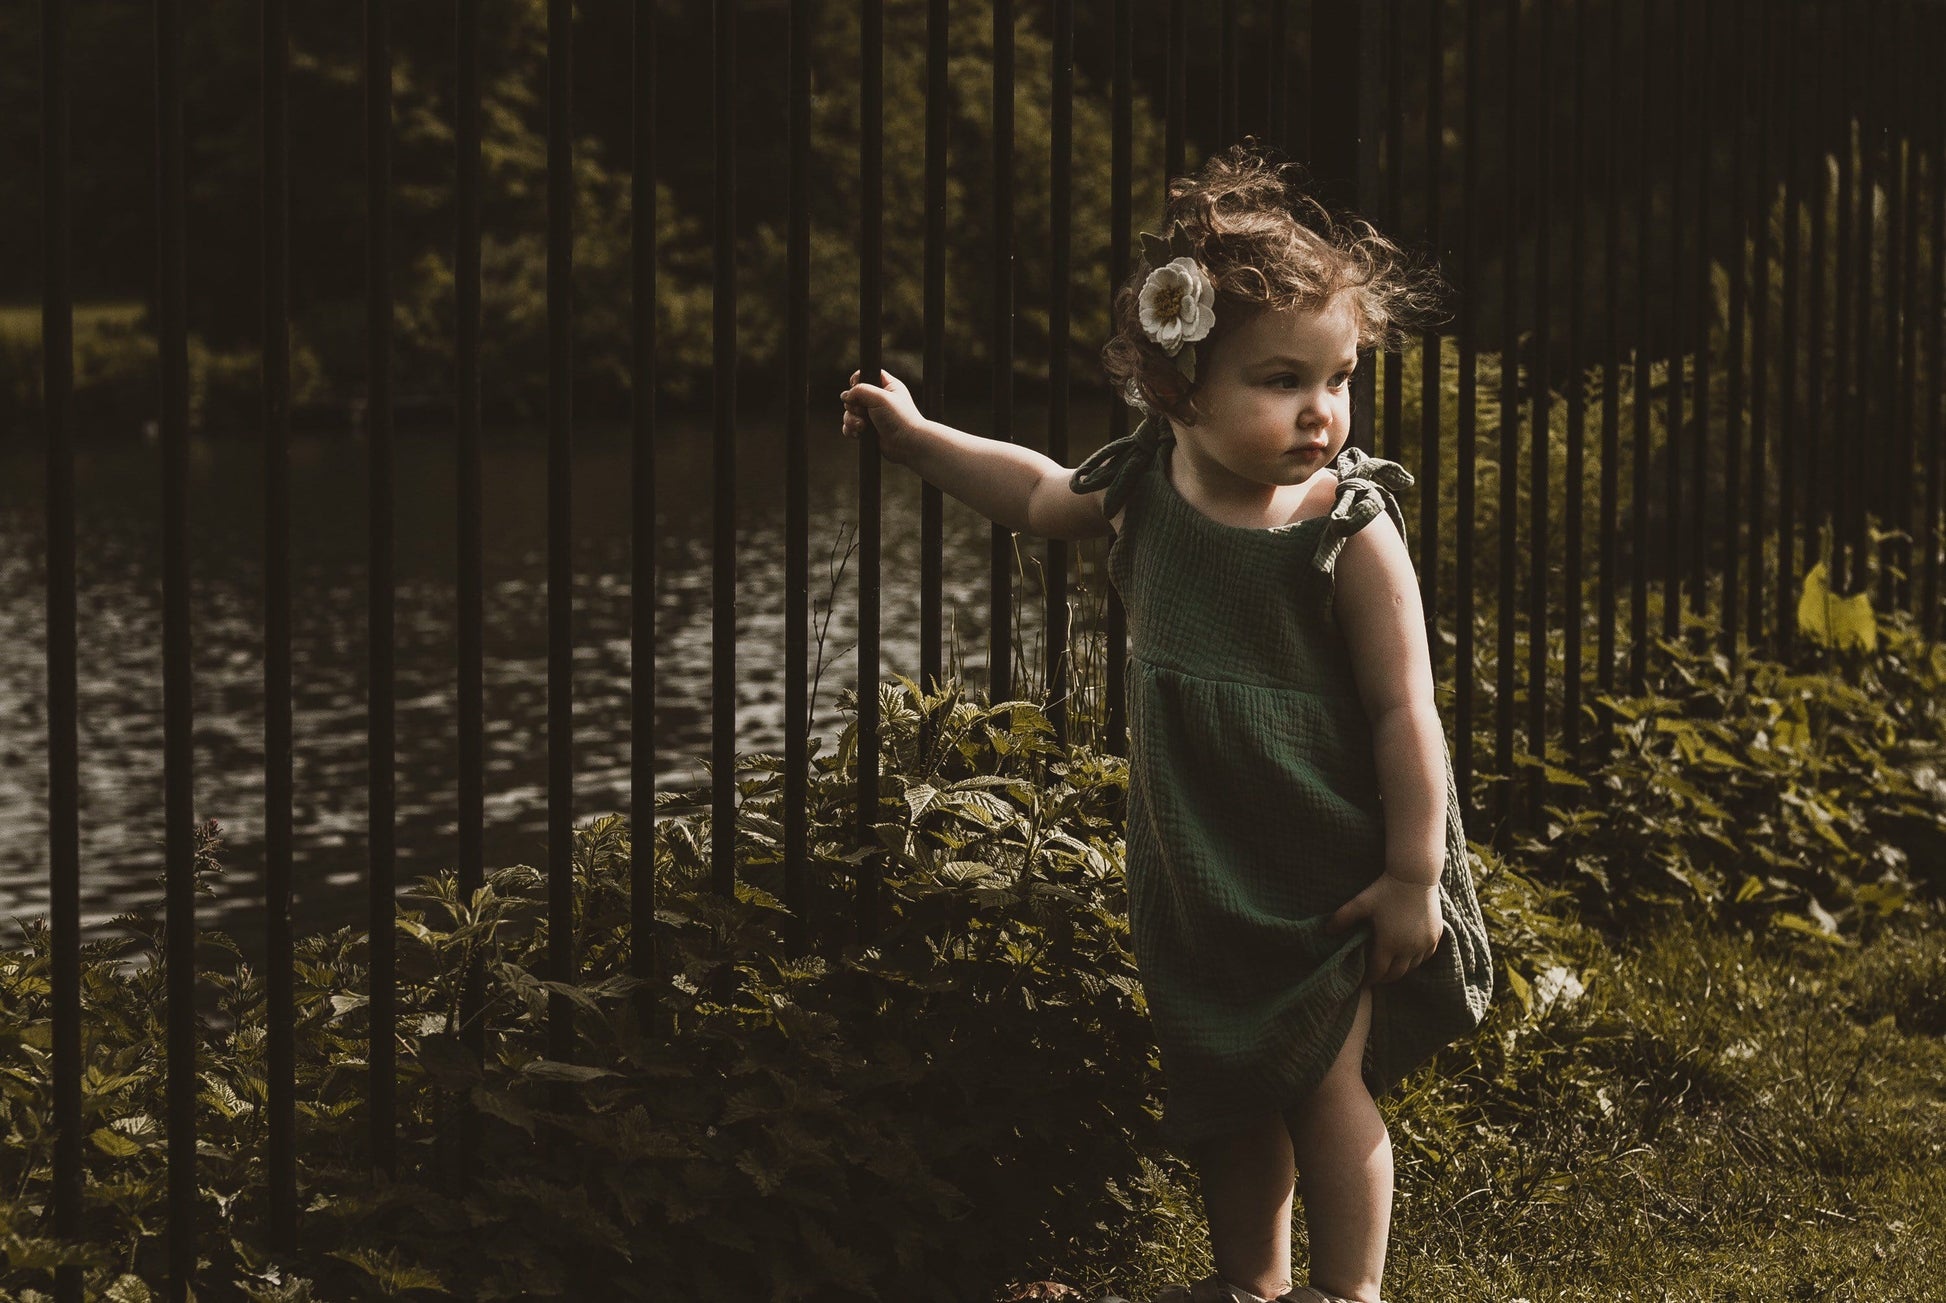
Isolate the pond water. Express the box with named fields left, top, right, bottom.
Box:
left=0, top=396, right=1119, bottom=958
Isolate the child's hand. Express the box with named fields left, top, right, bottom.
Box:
left=839, top=368, right=926, bottom=464
left=1325, top=871, right=1445, bottom=988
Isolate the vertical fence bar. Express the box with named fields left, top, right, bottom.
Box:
left=1268, top=0, right=1287, bottom=153
left=1724, top=0, right=1747, bottom=656
left=1495, top=0, right=1519, bottom=837
left=455, top=0, right=489, bottom=1166
left=1851, top=0, right=1870, bottom=593
left=1833, top=2, right=1857, bottom=590
left=1291, top=0, right=1311, bottom=160
left=1927, top=7, right=1945, bottom=642
left=1420, top=0, right=1442, bottom=681
left=1688, top=0, right=1711, bottom=638
left=1630, top=0, right=1653, bottom=695
left=1871, top=0, right=1893, bottom=608
left=1047, top=0, right=1073, bottom=745
left=362, top=0, right=398, bottom=1177
left=260, top=0, right=298, bottom=1245
left=858, top=0, right=884, bottom=935
left=1809, top=0, right=1833, bottom=594
left=1525, top=0, right=1550, bottom=822
left=1598, top=0, right=1623, bottom=745
left=1564, top=0, right=1585, bottom=767
left=545, top=0, right=574, bottom=1072
left=628, top=0, right=655, bottom=963
left=989, top=0, right=1013, bottom=708
left=784, top=0, right=810, bottom=953
left=1873, top=0, right=1899, bottom=613
left=39, top=1, right=82, bottom=1297
left=1662, top=0, right=1684, bottom=642
left=1168, top=0, right=1185, bottom=180
left=1776, top=0, right=1803, bottom=657
left=1311, top=2, right=1375, bottom=446
left=1219, top=0, right=1236, bottom=147
left=1106, top=0, right=1131, bottom=756
left=1353, top=3, right=1378, bottom=451
left=1894, top=1, right=1920, bottom=615
left=712, top=1, right=739, bottom=907
left=1746, top=0, right=1772, bottom=648
left=155, top=0, right=197, bottom=1291
left=1382, top=0, right=1402, bottom=462
left=1456, top=0, right=1480, bottom=832
left=921, top=0, right=947, bottom=702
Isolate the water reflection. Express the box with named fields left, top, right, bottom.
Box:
left=0, top=398, right=1117, bottom=956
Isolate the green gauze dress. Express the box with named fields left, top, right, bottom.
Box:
left=1068, top=412, right=1495, bottom=1151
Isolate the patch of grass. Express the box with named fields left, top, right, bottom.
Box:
left=1060, top=902, right=1946, bottom=1302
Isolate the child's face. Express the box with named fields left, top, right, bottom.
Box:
left=1170, top=292, right=1359, bottom=488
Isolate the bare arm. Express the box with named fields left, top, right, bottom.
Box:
left=1333, top=510, right=1447, bottom=886
left=840, top=368, right=1113, bottom=540
left=1322, top=506, right=1449, bottom=985
left=1331, top=509, right=1455, bottom=886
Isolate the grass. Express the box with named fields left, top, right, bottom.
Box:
left=1054, top=900, right=1946, bottom=1303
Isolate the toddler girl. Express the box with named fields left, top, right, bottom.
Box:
left=838, top=142, right=1494, bottom=1303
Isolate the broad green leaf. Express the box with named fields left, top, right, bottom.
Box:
left=90, top=1126, right=140, bottom=1158
left=1796, top=560, right=1878, bottom=650
left=519, top=1057, right=618, bottom=1083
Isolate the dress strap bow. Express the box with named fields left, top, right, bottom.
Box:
left=1068, top=413, right=1170, bottom=522
left=1312, top=445, right=1417, bottom=578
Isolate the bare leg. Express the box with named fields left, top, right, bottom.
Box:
left=1184, top=1109, right=1297, bottom=1300
left=1286, top=986, right=1391, bottom=1303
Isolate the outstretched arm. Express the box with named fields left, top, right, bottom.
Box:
left=840, top=368, right=1113, bottom=540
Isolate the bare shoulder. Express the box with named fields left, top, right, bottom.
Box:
left=1334, top=503, right=1416, bottom=600
left=1289, top=469, right=1341, bottom=524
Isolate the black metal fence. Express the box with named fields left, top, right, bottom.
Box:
left=29, top=0, right=1945, bottom=1296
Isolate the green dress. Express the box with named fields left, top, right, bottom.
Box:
left=1069, top=413, right=1495, bottom=1151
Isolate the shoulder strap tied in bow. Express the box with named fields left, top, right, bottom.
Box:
left=1068, top=413, right=1169, bottom=523
left=1312, top=446, right=1417, bottom=578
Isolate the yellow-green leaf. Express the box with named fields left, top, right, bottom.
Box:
left=1771, top=911, right=1852, bottom=946
left=1796, top=560, right=1878, bottom=650
left=1503, top=963, right=1532, bottom=1017
left=90, top=1126, right=140, bottom=1158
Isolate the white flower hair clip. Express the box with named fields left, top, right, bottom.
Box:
left=1136, top=221, right=1215, bottom=384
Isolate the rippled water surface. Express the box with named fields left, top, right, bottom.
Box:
left=0, top=399, right=1116, bottom=956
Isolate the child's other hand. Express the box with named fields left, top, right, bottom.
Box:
left=840, top=368, right=925, bottom=463
left=1325, top=871, right=1444, bottom=988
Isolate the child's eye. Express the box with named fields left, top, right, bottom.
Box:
left=1329, top=371, right=1352, bottom=388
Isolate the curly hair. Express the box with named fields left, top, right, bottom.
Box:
left=1102, top=139, right=1450, bottom=427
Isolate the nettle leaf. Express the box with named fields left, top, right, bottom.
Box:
left=470, top=1084, right=535, bottom=1136
left=325, top=994, right=368, bottom=1025
left=102, top=1276, right=154, bottom=1303
left=718, top=1084, right=775, bottom=1126
left=199, top=1073, right=253, bottom=1120
left=940, top=790, right=1015, bottom=826
left=326, top=1247, right=452, bottom=1295
left=90, top=1125, right=141, bottom=1158
left=519, top=1057, right=619, bottom=1083
left=903, top=782, right=941, bottom=821
left=936, top=861, right=999, bottom=885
